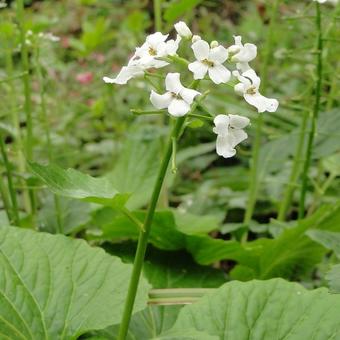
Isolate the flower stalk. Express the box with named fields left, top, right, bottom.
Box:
left=117, top=115, right=186, bottom=340
left=298, top=1, right=323, bottom=219
left=243, top=0, right=280, bottom=230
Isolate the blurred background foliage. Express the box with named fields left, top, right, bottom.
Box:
left=0, top=0, right=339, bottom=290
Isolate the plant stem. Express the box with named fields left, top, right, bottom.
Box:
left=243, top=0, right=280, bottom=230
left=35, top=44, right=64, bottom=233
left=148, top=288, right=213, bottom=305
left=298, top=2, right=323, bottom=219
left=16, top=0, right=33, bottom=160
left=5, top=41, right=31, bottom=215
left=16, top=0, right=36, bottom=218
left=0, top=135, right=20, bottom=225
left=117, top=117, right=186, bottom=340
left=277, top=108, right=308, bottom=220
left=153, top=0, right=162, bottom=32
left=0, top=172, right=13, bottom=223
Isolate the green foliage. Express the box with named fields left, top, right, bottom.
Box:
left=30, top=162, right=129, bottom=207
left=326, top=264, right=340, bottom=293
left=164, top=0, right=205, bottom=23
left=0, top=226, right=150, bottom=338
left=160, top=279, right=340, bottom=339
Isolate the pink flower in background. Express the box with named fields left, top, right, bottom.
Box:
left=76, top=72, right=93, bottom=84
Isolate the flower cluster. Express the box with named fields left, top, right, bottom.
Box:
left=103, top=22, right=279, bottom=158
left=314, top=0, right=338, bottom=4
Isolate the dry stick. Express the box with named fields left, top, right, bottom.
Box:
left=242, top=0, right=280, bottom=234
left=16, top=0, right=36, bottom=217
left=298, top=2, right=323, bottom=219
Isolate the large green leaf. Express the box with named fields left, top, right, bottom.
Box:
left=242, top=204, right=340, bottom=280
left=306, top=229, right=340, bottom=259
left=89, top=245, right=226, bottom=339
left=0, top=227, right=150, bottom=339
left=94, top=208, right=251, bottom=265
left=160, top=279, right=340, bottom=339
left=30, top=162, right=129, bottom=207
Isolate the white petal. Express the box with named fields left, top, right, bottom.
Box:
left=229, top=114, right=250, bottom=129
left=230, top=129, right=248, bottom=147
left=150, top=91, right=172, bottom=109
left=213, top=114, right=230, bottom=137
left=165, top=73, right=183, bottom=93
left=146, top=32, right=168, bottom=47
left=191, top=39, right=210, bottom=60
left=168, top=99, right=190, bottom=117
left=242, top=69, right=261, bottom=88
left=208, top=64, right=231, bottom=84
left=236, top=62, right=251, bottom=73
left=216, top=135, right=236, bottom=158
left=234, top=83, right=246, bottom=96
left=103, top=66, right=143, bottom=85
left=180, top=88, right=200, bottom=104
left=174, top=21, right=192, bottom=38
left=165, top=35, right=181, bottom=56
left=232, top=43, right=257, bottom=63
left=188, top=61, right=208, bottom=79
left=209, top=45, right=229, bottom=64
left=244, top=92, right=279, bottom=113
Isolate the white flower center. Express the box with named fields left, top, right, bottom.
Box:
left=148, top=47, right=157, bottom=56
left=246, top=86, right=257, bottom=95
left=171, top=92, right=182, bottom=100
left=202, top=59, right=215, bottom=67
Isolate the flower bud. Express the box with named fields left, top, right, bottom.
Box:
left=210, top=40, right=219, bottom=48
left=174, top=21, right=192, bottom=39
left=191, top=35, right=201, bottom=43
left=228, top=45, right=241, bottom=56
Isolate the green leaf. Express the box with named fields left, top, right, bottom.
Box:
left=38, top=195, right=91, bottom=234
left=91, top=246, right=226, bottom=339
left=326, top=264, right=340, bottom=293
left=161, top=279, right=340, bottom=339
left=306, top=229, right=340, bottom=259
left=0, top=227, right=150, bottom=338
left=30, top=162, right=129, bottom=207
left=164, top=0, right=204, bottom=23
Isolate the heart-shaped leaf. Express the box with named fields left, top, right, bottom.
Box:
left=160, top=278, right=340, bottom=339
left=0, top=226, right=150, bottom=338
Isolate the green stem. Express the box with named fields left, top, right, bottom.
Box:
left=277, top=108, right=308, bottom=220
left=5, top=41, right=31, bottom=215
left=0, top=135, right=20, bottom=225
left=298, top=2, right=323, bottom=219
left=148, top=288, right=213, bottom=305
left=16, top=0, right=36, bottom=219
left=117, top=117, right=186, bottom=340
left=153, top=0, right=162, bottom=31
left=0, top=173, right=12, bottom=223
left=35, top=44, right=64, bottom=233
left=243, top=0, right=280, bottom=230
left=16, top=0, right=33, bottom=160
left=120, top=206, right=145, bottom=232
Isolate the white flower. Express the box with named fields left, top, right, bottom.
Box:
left=192, top=35, right=201, bottom=43
left=150, top=73, right=200, bottom=117
left=314, top=0, right=338, bottom=3
left=103, top=32, right=181, bottom=85
left=233, top=69, right=279, bottom=113
left=228, top=36, right=257, bottom=72
left=133, top=32, right=181, bottom=68
left=213, top=114, right=250, bottom=158
left=174, top=21, right=192, bottom=39
left=38, top=32, right=60, bottom=42
left=188, top=39, right=231, bottom=84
